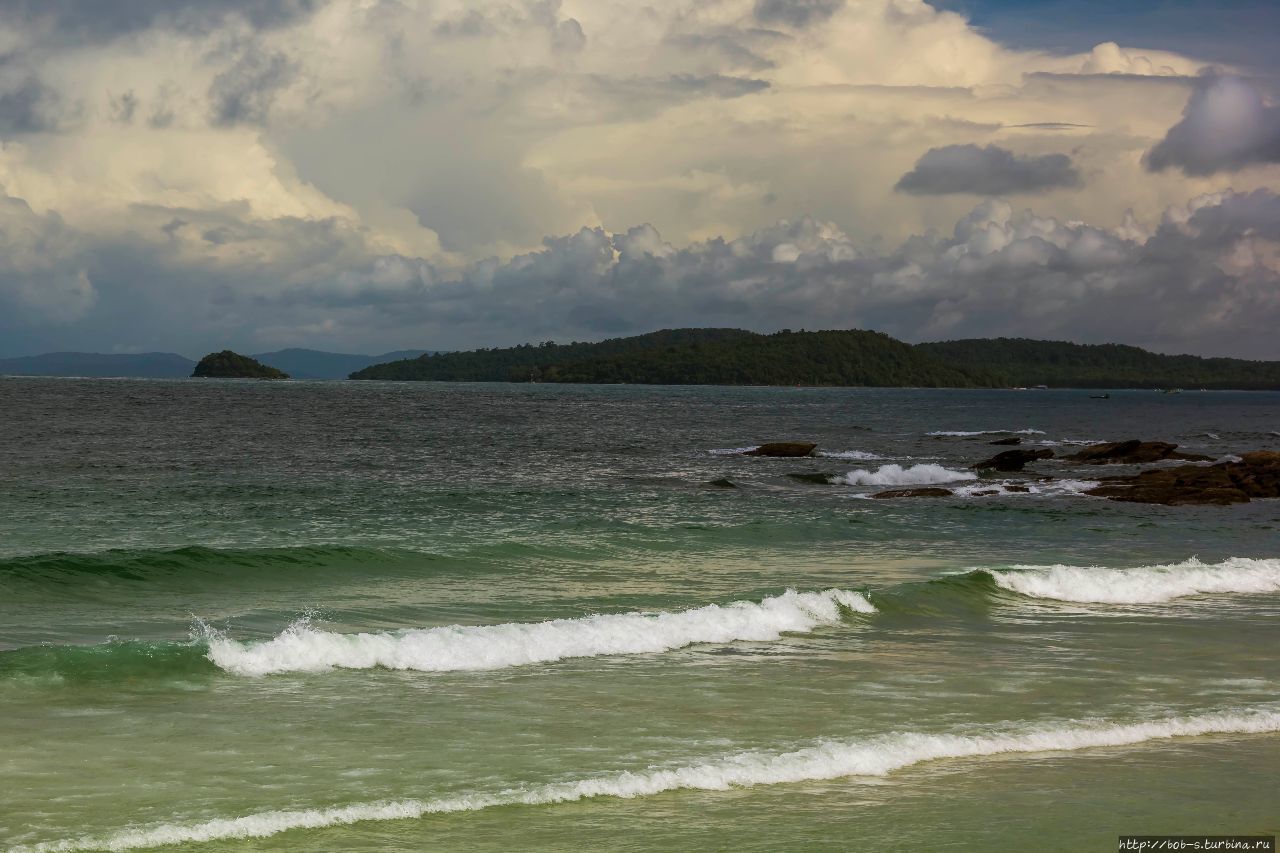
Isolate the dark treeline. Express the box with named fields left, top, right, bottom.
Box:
left=918, top=338, right=1280, bottom=390
left=350, top=329, right=1280, bottom=389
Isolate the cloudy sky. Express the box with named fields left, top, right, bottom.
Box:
left=1, top=0, right=1278, bottom=358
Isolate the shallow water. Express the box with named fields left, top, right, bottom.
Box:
left=2, top=379, right=1278, bottom=850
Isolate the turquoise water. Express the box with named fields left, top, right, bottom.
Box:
left=2, top=379, right=1278, bottom=851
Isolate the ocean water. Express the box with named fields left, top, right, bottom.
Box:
left=2, top=378, right=1278, bottom=852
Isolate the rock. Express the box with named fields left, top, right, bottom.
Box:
left=192, top=350, right=289, bottom=379
left=872, top=487, right=953, bottom=499
left=745, top=442, right=818, bottom=457
left=989, top=436, right=1022, bottom=446
left=1086, top=450, right=1280, bottom=505
left=787, top=472, right=835, bottom=485
left=1005, top=484, right=1031, bottom=493
left=706, top=478, right=737, bottom=488
left=972, top=448, right=1054, bottom=472
left=1066, top=440, right=1211, bottom=464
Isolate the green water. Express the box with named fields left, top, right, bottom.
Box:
left=1, top=379, right=1278, bottom=851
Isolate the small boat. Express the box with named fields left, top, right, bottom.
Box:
left=1090, top=393, right=1110, bottom=399
left=1033, top=384, right=1048, bottom=390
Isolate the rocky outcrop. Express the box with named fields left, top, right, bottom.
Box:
left=1067, top=440, right=1210, bottom=465
left=706, top=478, right=738, bottom=488
left=989, top=436, right=1022, bottom=446
left=192, top=350, right=289, bottom=379
left=1086, top=451, right=1280, bottom=505
left=745, top=442, right=818, bottom=457
left=972, top=448, right=1054, bottom=472
left=872, top=487, right=953, bottom=499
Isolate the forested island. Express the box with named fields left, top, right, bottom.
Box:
left=349, top=329, right=1280, bottom=389
left=192, top=351, right=290, bottom=379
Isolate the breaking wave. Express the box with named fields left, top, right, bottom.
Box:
left=21, top=708, right=1279, bottom=852
left=985, top=557, right=1280, bottom=604
left=833, top=464, right=977, bottom=487
left=205, top=589, right=876, bottom=677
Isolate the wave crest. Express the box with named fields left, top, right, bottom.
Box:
left=833, top=464, right=977, bottom=487
left=22, top=708, right=1279, bottom=852
left=987, top=557, right=1280, bottom=604
left=205, top=589, right=875, bottom=677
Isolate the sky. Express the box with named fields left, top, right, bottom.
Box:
left=0, top=0, right=1278, bottom=359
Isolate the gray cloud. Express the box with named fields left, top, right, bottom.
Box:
left=1, top=0, right=320, bottom=42
left=5, top=190, right=1280, bottom=359
left=0, top=78, right=64, bottom=134
left=753, top=0, right=843, bottom=27
left=895, top=144, right=1082, bottom=195
left=1145, top=76, right=1280, bottom=176
left=209, top=46, right=295, bottom=126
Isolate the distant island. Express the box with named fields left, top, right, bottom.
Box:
left=192, top=351, right=289, bottom=379
left=350, top=329, right=1280, bottom=390
left=0, top=348, right=432, bottom=380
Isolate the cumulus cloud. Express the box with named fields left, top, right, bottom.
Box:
left=895, top=144, right=1082, bottom=195
left=753, top=0, right=843, bottom=28
left=1146, top=76, right=1280, bottom=176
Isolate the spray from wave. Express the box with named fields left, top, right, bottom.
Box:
left=22, top=707, right=1280, bottom=852
left=204, top=589, right=875, bottom=677
left=986, top=557, right=1280, bottom=604
left=832, top=464, right=977, bottom=487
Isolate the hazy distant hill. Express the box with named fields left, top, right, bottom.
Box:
left=250, top=349, right=432, bottom=380
left=917, top=338, right=1280, bottom=390
left=0, top=352, right=195, bottom=378
left=351, top=328, right=1000, bottom=387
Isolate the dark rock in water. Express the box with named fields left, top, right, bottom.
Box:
left=872, top=487, right=953, bottom=499
left=192, top=350, right=289, bottom=379
left=989, top=436, right=1022, bottom=446
left=707, top=478, right=738, bottom=489
left=745, top=442, right=818, bottom=457
left=1086, top=450, right=1280, bottom=505
left=1067, top=440, right=1210, bottom=464
left=787, top=472, right=835, bottom=485
left=972, top=448, right=1054, bottom=472
left=1005, top=484, right=1032, bottom=493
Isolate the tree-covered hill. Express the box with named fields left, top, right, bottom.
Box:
left=348, top=329, right=756, bottom=381
left=192, top=351, right=289, bottom=379
left=351, top=328, right=999, bottom=387
left=917, top=338, right=1280, bottom=390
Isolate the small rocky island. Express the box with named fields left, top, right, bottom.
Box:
left=192, top=350, right=289, bottom=379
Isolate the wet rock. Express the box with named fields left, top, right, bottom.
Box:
left=787, top=472, right=835, bottom=485
left=745, top=442, right=818, bottom=457
left=1086, top=450, right=1280, bottom=505
left=989, top=436, right=1022, bottom=446
left=1067, top=440, right=1211, bottom=464
left=707, top=478, right=738, bottom=488
left=871, top=487, right=953, bottom=499
left=1005, top=484, right=1032, bottom=493
left=972, top=448, right=1054, bottom=472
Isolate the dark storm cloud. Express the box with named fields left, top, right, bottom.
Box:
left=0, top=0, right=320, bottom=42
left=208, top=47, right=295, bottom=126
left=895, top=144, right=1082, bottom=195
left=1145, top=76, right=1280, bottom=176
left=753, top=0, right=844, bottom=27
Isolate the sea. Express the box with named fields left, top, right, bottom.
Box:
left=2, top=378, right=1278, bottom=852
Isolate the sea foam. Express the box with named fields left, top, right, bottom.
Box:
left=832, top=464, right=977, bottom=487
left=987, top=557, right=1280, bottom=604
left=926, top=429, right=1045, bottom=437
left=204, top=589, right=875, bottom=677
left=23, top=708, right=1280, bottom=852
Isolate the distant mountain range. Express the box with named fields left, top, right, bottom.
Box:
left=0, top=348, right=432, bottom=380
left=351, top=330, right=1280, bottom=390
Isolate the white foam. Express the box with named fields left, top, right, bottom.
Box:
left=927, top=429, right=1045, bottom=437
left=817, top=450, right=882, bottom=460
left=708, top=446, right=759, bottom=455
left=24, top=708, right=1280, bottom=852
left=833, top=464, right=977, bottom=487
left=951, top=479, right=1101, bottom=498
left=204, top=589, right=875, bottom=677
left=987, top=557, right=1280, bottom=604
